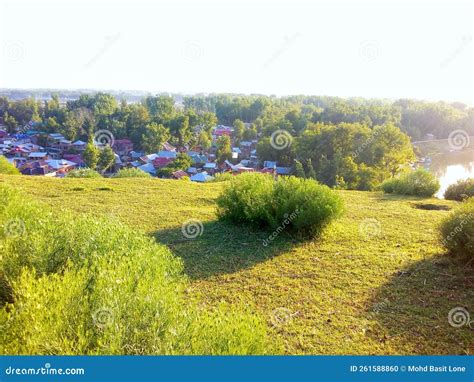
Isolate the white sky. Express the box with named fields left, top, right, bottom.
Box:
left=1, top=0, right=473, bottom=104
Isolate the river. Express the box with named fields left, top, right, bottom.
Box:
left=421, top=150, right=474, bottom=198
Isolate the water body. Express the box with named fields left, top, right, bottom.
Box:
left=422, top=150, right=474, bottom=198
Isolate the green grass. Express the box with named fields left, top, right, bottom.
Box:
left=1, top=175, right=472, bottom=355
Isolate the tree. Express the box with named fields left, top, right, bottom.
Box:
left=141, top=122, right=170, bottom=153
left=145, top=95, right=175, bottom=123
left=294, top=160, right=306, bottom=178
left=170, top=153, right=192, bottom=170
left=158, top=153, right=192, bottom=178
left=197, top=130, right=212, bottom=152
left=233, top=119, right=245, bottom=142
left=306, top=159, right=317, bottom=180
left=3, top=112, right=18, bottom=133
left=83, top=141, right=100, bottom=169
left=98, top=146, right=116, bottom=173
left=177, top=115, right=192, bottom=148
left=364, top=124, right=415, bottom=176
left=45, top=117, right=60, bottom=132
left=216, top=135, right=232, bottom=164
left=242, top=125, right=257, bottom=140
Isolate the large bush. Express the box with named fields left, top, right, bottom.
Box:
left=212, top=172, right=234, bottom=182
left=114, top=167, right=151, bottom=178
left=444, top=178, right=474, bottom=201
left=66, top=168, right=102, bottom=178
left=381, top=168, right=440, bottom=197
left=439, top=199, right=474, bottom=262
left=0, top=156, right=20, bottom=175
left=0, top=185, right=271, bottom=355
left=216, top=173, right=343, bottom=236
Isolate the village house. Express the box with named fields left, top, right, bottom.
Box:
left=112, top=139, right=134, bottom=157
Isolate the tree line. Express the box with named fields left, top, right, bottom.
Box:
left=1, top=92, right=472, bottom=188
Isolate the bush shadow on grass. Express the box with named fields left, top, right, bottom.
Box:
left=153, top=220, right=297, bottom=280
left=365, top=254, right=474, bottom=354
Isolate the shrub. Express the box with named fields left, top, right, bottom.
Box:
left=114, top=167, right=151, bottom=178
left=0, top=156, right=20, bottom=175
left=439, top=198, right=474, bottom=262
left=381, top=168, right=440, bottom=197
left=66, top=168, right=102, bottom=178
left=380, top=178, right=396, bottom=194
left=217, top=172, right=274, bottom=227
left=216, top=173, right=343, bottom=236
left=0, top=185, right=272, bottom=355
left=444, top=178, right=474, bottom=201
left=212, top=172, right=234, bottom=182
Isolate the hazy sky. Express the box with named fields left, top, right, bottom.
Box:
left=1, top=0, right=472, bottom=104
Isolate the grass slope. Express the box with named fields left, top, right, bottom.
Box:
left=1, top=175, right=472, bottom=355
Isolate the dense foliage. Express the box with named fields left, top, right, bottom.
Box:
left=444, top=178, right=474, bottom=201
left=114, top=167, right=152, bottom=178
left=2, top=92, right=472, bottom=190
left=381, top=168, right=440, bottom=197
left=0, top=185, right=271, bottom=354
left=216, top=173, right=343, bottom=237
left=66, top=168, right=102, bottom=178
left=0, top=157, right=19, bottom=175
left=439, top=199, right=474, bottom=262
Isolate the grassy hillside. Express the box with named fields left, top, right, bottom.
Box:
left=1, top=175, right=472, bottom=355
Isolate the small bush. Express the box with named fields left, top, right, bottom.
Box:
left=439, top=198, right=474, bottom=262
left=381, top=168, right=440, bottom=197
left=0, top=185, right=272, bottom=355
left=212, top=172, right=234, bottom=182
left=0, top=156, right=20, bottom=175
left=444, top=178, right=474, bottom=201
left=114, top=167, right=151, bottom=178
left=66, top=168, right=102, bottom=178
left=216, top=173, right=343, bottom=236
